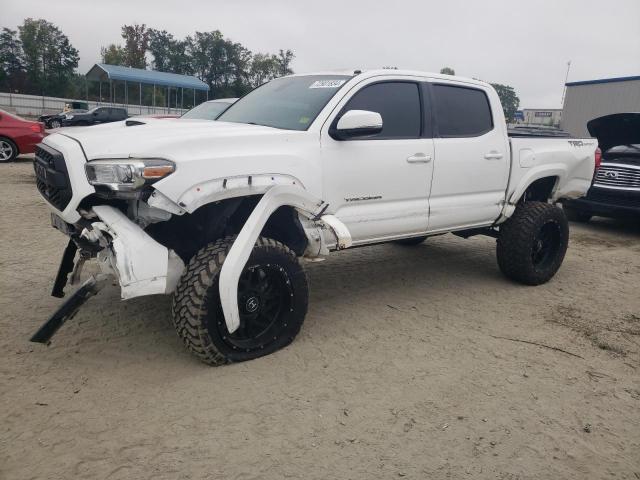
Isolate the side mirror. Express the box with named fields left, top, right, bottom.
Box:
left=331, top=110, right=383, bottom=140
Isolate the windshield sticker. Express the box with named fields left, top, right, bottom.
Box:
left=309, top=79, right=346, bottom=89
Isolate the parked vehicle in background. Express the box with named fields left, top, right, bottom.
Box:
left=62, top=107, right=128, bottom=127
left=181, top=98, right=238, bottom=120
left=141, top=113, right=181, bottom=119
left=39, top=109, right=88, bottom=129
left=0, top=109, right=46, bottom=162
left=31, top=70, right=597, bottom=365
left=63, top=101, right=89, bottom=111
left=562, top=113, right=640, bottom=221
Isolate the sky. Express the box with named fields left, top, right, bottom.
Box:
left=3, top=0, right=639, bottom=108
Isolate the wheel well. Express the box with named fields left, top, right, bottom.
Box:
left=519, top=176, right=558, bottom=204
left=145, top=195, right=308, bottom=263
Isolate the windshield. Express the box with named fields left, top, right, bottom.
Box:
left=217, top=75, right=352, bottom=130
left=181, top=101, right=233, bottom=120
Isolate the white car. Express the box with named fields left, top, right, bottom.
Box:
left=180, top=98, right=238, bottom=120
left=32, top=69, right=598, bottom=365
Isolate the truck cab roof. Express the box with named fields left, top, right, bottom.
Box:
left=287, top=69, right=491, bottom=89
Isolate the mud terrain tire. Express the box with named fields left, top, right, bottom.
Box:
left=172, top=236, right=308, bottom=365
left=497, top=202, right=569, bottom=285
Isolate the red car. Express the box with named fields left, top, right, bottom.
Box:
left=0, top=109, right=46, bottom=162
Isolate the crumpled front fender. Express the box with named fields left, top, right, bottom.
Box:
left=218, top=185, right=329, bottom=333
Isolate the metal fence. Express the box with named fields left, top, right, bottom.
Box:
left=0, top=92, right=189, bottom=119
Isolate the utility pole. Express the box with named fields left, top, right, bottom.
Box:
left=560, top=61, right=571, bottom=108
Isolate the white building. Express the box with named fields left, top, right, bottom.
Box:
left=518, top=109, right=563, bottom=127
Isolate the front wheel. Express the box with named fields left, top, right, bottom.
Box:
left=48, top=119, right=62, bottom=129
left=497, top=202, right=569, bottom=285
left=171, top=236, right=309, bottom=365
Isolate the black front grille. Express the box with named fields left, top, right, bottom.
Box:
left=34, top=144, right=73, bottom=211
left=586, top=188, right=640, bottom=208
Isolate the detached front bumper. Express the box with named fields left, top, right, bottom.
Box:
left=33, top=206, right=184, bottom=344
left=51, top=205, right=184, bottom=300
left=87, top=206, right=184, bottom=299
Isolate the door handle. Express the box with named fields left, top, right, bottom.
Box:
left=406, top=153, right=432, bottom=163
left=484, top=152, right=504, bottom=160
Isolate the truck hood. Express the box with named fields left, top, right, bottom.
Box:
left=58, top=118, right=289, bottom=160
left=587, top=113, right=640, bottom=152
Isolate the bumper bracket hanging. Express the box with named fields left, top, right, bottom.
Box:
left=31, top=274, right=108, bottom=344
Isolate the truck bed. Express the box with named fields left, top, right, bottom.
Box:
left=507, top=126, right=572, bottom=138
left=506, top=135, right=597, bottom=208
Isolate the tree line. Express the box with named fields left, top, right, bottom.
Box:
left=100, top=24, right=295, bottom=98
left=0, top=18, right=295, bottom=101
left=0, top=19, right=520, bottom=121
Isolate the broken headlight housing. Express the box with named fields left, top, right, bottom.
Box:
left=85, top=158, right=175, bottom=197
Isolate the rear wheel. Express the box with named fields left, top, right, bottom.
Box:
left=564, top=206, right=592, bottom=223
left=497, top=202, right=569, bottom=285
left=0, top=137, right=17, bottom=162
left=171, top=236, right=309, bottom=365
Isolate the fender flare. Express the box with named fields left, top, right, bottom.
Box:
left=508, top=165, right=566, bottom=205
left=495, top=166, right=565, bottom=224
left=218, top=185, right=327, bottom=333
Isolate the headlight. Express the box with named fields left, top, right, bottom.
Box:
left=85, top=158, right=175, bottom=193
left=65, top=114, right=74, bottom=119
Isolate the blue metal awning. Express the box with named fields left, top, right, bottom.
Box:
left=86, top=63, right=209, bottom=91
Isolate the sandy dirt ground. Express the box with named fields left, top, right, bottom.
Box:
left=1, top=158, right=639, bottom=480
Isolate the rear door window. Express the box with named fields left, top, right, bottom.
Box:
left=433, top=84, right=493, bottom=137
left=341, top=82, right=421, bottom=139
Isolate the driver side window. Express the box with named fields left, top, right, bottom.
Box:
left=341, top=82, right=421, bottom=139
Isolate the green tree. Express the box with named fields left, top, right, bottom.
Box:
left=186, top=30, right=225, bottom=88
left=121, top=24, right=149, bottom=68
left=18, top=18, right=79, bottom=96
left=0, top=28, right=25, bottom=91
left=186, top=30, right=255, bottom=96
left=440, top=67, right=455, bottom=75
left=249, top=53, right=279, bottom=87
left=226, top=41, right=252, bottom=96
left=275, top=49, right=294, bottom=76
left=100, top=44, right=126, bottom=65
left=490, top=83, right=520, bottom=122
left=148, top=29, right=174, bottom=71
left=104, top=25, right=295, bottom=98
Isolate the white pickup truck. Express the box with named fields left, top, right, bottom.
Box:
left=31, top=69, right=598, bottom=365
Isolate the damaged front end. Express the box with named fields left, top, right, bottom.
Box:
left=32, top=136, right=351, bottom=345
left=31, top=187, right=350, bottom=344
left=31, top=204, right=186, bottom=344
